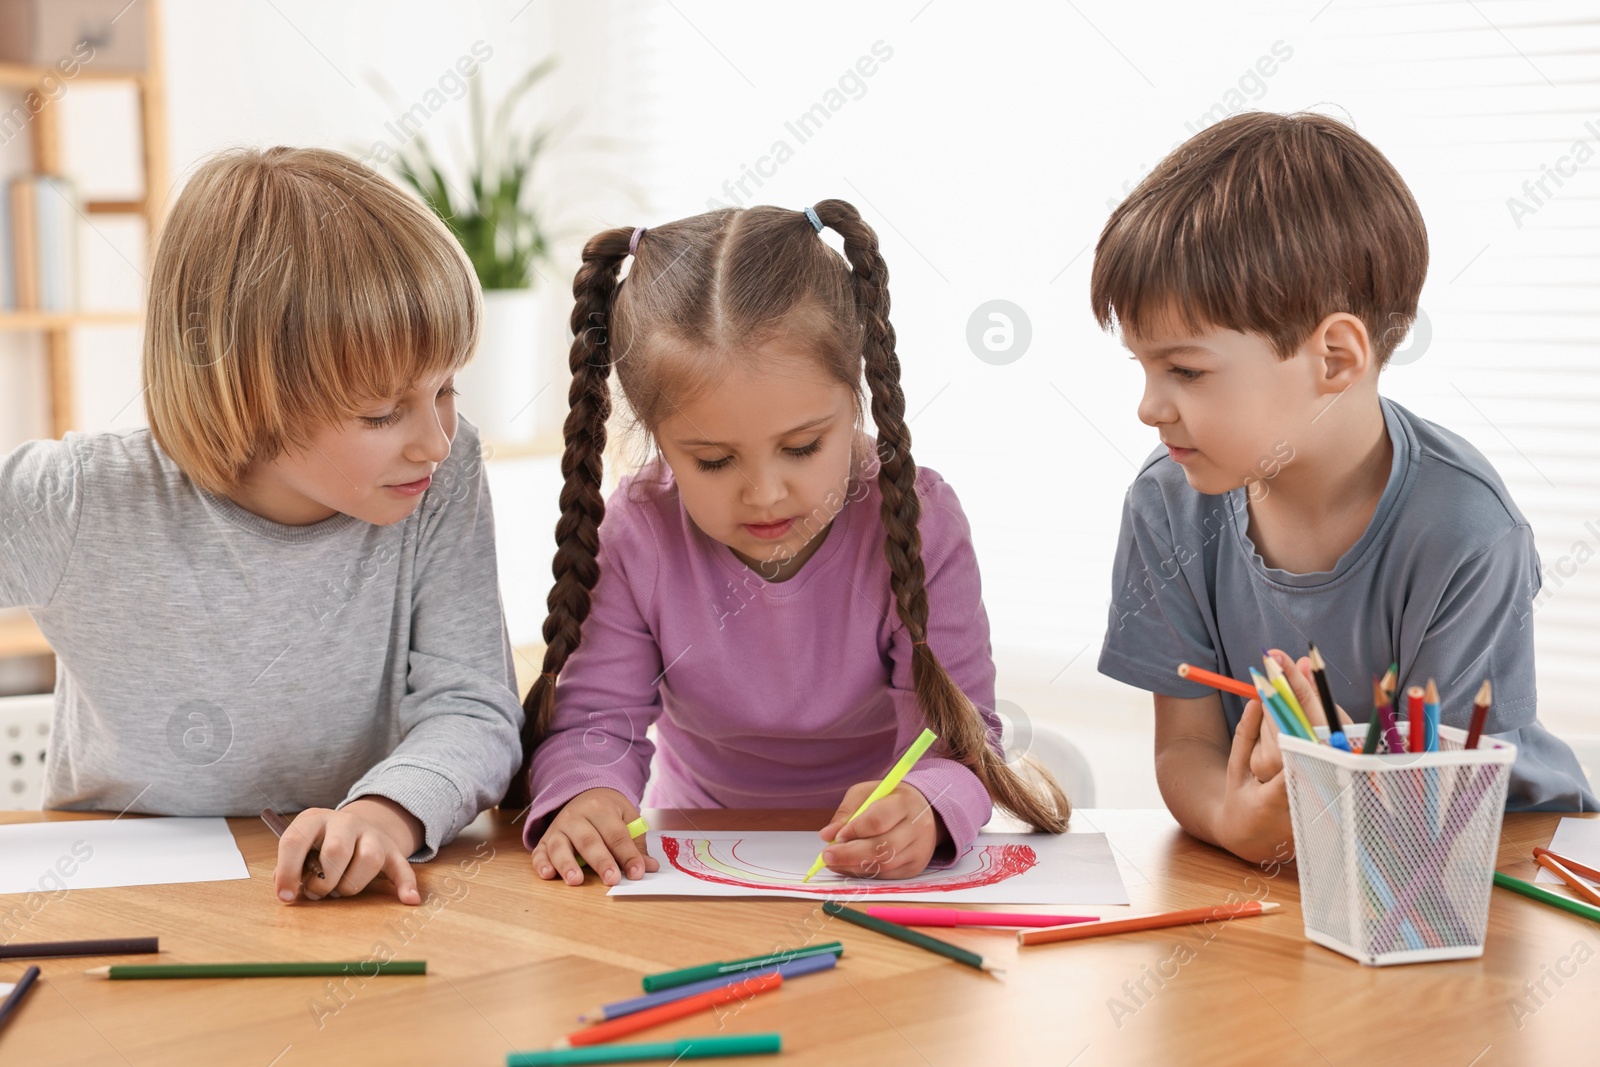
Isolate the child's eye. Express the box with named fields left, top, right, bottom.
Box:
left=1169, top=366, right=1205, bottom=382
left=695, top=455, right=734, bottom=473
left=360, top=411, right=403, bottom=428
left=785, top=439, right=823, bottom=458
left=438, top=386, right=459, bottom=400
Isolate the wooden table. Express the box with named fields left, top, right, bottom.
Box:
left=0, top=808, right=1593, bottom=1066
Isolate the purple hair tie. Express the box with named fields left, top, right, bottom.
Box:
left=629, top=227, right=647, bottom=255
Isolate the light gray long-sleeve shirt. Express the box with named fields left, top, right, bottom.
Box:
left=0, top=417, right=523, bottom=859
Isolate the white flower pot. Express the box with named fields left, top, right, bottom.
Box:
left=456, top=288, right=542, bottom=446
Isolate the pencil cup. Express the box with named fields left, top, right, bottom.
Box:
left=1280, top=723, right=1516, bottom=966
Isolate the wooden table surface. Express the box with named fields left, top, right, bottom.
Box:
left=0, top=808, right=1593, bottom=1066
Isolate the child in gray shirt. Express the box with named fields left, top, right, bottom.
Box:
left=1089, top=111, right=1593, bottom=863
left=0, top=147, right=522, bottom=903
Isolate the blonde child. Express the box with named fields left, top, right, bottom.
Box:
left=514, top=201, right=1069, bottom=887
left=0, top=147, right=523, bottom=903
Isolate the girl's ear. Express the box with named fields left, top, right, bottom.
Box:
left=1305, top=312, right=1373, bottom=393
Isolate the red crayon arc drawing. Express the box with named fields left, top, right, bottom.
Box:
left=606, top=830, right=1131, bottom=906
left=661, top=837, right=1039, bottom=894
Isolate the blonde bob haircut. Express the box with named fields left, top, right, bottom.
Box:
left=143, top=145, right=481, bottom=496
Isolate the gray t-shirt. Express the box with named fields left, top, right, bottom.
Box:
left=1099, top=397, right=1595, bottom=812
left=0, top=417, right=523, bottom=858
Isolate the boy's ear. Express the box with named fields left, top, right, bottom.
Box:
left=1303, top=313, right=1373, bottom=393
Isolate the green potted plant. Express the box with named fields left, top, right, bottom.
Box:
left=391, top=60, right=556, bottom=447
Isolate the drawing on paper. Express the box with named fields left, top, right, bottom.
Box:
left=660, top=835, right=1038, bottom=894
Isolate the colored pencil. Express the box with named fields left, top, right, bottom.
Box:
left=1373, top=679, right=1407, bottom=754
left=1306, top=643, right=1344, bottom=738
left=862, top=906, right=1096, bottom=928
left=803, top=728, right=937, bottom=882
left=1263, top=654, right=1318, bottom=742
left=1533, top=852, right=1600, bottom=908
left=1250, top=668, right=1310, bottom=741
left=1534, top=846, right=1600, bottom=886
left=578, top=816, right=649, bottom=870
left=1361, top=677, right=1386, bottom=755
left=1466, top=680, right=1492, bottom=749
left=0, top=937, right=157, bottom=960
left=1406, top=686, right=1425, bottom=753
left=508, top=1034, right=781, bottom=1066
left=1494, top=870, right=1600, bottom=923
left=581, top=952, right=834, bottom=1023
left=1423, top=678, right=1441, bottom=752
left=641, top=943, right=842, bottom=992
left=0, top=965, right=40, bottom=1033
left=86, top=961, right=426, bottom=979
left=260, top=808, right=327, bottom=882
left=1380, top=663, right=1398, bottom=699
left=1018, top=901, right=1279, bottom=946
left=560, top=971, right=782, bottom=1048
left=822, top=900, right=1004, bottom=976
left=1176, top=662, right=1257, bottom=700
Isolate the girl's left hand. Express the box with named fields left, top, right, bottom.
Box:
left=817, top=783, right=940, bottom=879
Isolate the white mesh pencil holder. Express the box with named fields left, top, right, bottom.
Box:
left=1280, top=723, right=1515, bottom=966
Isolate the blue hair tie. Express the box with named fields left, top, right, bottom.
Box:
left=804, top=206, right=823, bottom=234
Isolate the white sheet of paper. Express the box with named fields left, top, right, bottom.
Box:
left=608, top=830, right=1129, bottom=904
left=0, top=817, right=249, bottom=895
left=0, top=983, right=12, bottom=995
left=1535, top=817, right=1600, bottom=889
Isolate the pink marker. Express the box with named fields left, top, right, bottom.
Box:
left=863, top=906, right=1097, bottom=928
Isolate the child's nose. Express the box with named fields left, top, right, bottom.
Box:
left=1137, top=384, right=1175, bottom=428
left=742, top=466, right=785, bottom=508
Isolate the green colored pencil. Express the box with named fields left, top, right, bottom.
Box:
left=507, top=1033, right=781, bottom=1065
left=823, top=900, right=1004, bottom=977
left=86, top=961, right=426, bottom=979
left=1494, top=870, right=1600, bottom=923
left=641, top=942, right=841, bottom=992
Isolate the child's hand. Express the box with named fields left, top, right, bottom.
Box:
left=1247, top=695, right=1285, bottom=782
left=817, top=783, right=940, bottom=880
left=272, top=796, right=424, bottom=905
left=531, top=787, right=659, bottom=887
left=1266, top=648, right=1354, bottom=731
left=1222, top=699, right=1295, bottom=864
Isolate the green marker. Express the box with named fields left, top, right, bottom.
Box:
left=507, top=1033, right=780, bottom=1065
left=641, top=942, right=842, bottom=992
left=1494, top=870, right=1600, bottom=923
left=578, top=816, right=649, bottom=869
left=803, top=728, right=938, bottom=883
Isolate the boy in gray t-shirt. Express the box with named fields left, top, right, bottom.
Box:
left=1089, top=112, right=1594, bottom=864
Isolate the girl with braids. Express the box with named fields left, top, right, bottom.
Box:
left=518, top=201, right=1069, bottom=888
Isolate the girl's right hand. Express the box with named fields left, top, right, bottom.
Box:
left=531, top=788, right=659, bottom=887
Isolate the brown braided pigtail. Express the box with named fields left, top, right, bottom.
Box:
left=500, top=226, right=634, bottom=809
left=811, top=199, right=1069, bottom=833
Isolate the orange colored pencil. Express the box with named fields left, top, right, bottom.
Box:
left=1534, top=846, right=1600, bottom=886
left=559, top=971, right=783, bottom=1047
left=1177, top=663, right=1257, bottom=700
left=1017, top=900, right=1278, bottom=946
left=1534, top=852, right=1600, bottom=908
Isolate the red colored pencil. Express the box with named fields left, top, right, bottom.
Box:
left=1534, top=847, right=1600, bottom=886
left=1406, top=686, right=1425, bottom=753
left=1177, top=663, right=1256, bottom=700
left=559, top=971, right=782, bottom=1047
left=1465, top=680, right=1492, bottom=749
left=1534, top=852, right=1600, bottom=908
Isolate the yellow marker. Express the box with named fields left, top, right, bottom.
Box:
left=802, top=729, right=938, bottom=883
left=1263, top=656, right=1318, bottom=742
left=578, top=816, right=650, bottom=869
